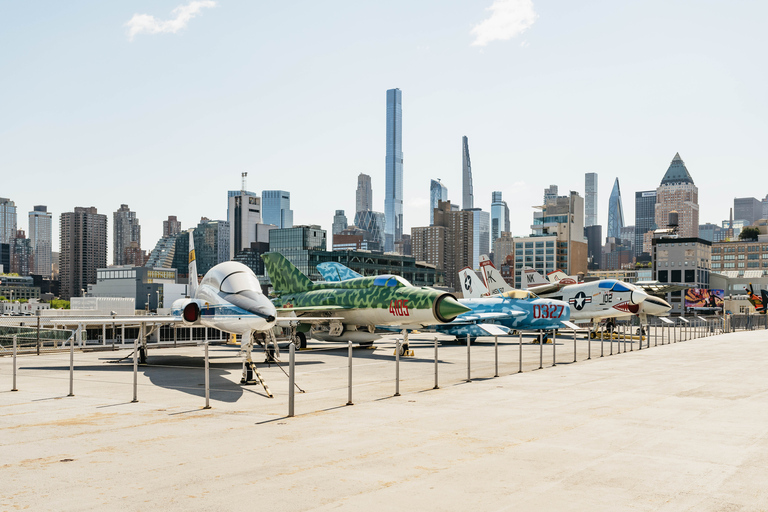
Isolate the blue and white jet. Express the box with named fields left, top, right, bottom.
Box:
left=171, top=230, right=277, bottom=382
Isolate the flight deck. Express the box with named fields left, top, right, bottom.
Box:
left=2, top=327, right=767, bottom=510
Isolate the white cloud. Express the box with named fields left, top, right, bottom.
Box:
left=125, top=1, right=217, bottom=41
left=470, top=0, right=538, bottom=47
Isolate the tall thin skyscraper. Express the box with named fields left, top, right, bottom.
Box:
left=462, top=136, right=473, bottom=210
left=0, top=198, right=17, bottom=244
left=60, top=207, right=107, bottom=299
left=606, top=178, right=624, bottom=239
left=28, top=205, right=52, bottom=276
left=356, top=173, right=372, bottom=214
left=430, top=179, right=448, bottom=225
left=384, top=88, right=403, bottom=252
left=585, top=172, right=598, bottom=227
left=113, top=204, right=141, bottom=266
left=491, top=191, right=510, bottom=241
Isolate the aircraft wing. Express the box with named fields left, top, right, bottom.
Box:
left=452, top=311, right=524, bottom=323
left=635, top=281, right=689, bottom=296
left=275, top=305, right=352, bottom=313
left=528, top=282, right=566, bottom=295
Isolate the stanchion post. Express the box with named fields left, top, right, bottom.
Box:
left=494, top=336, right=499, bottom=377
left=203, top=341, right=211, bottom=409
left=12, top=335, right=18, bottom=392
left=538, top=332, right=543, bottom=369
left=433, top=337, right=439, bottom=389
left=573, top=329, right=577, bottom=363
left=599, top=325, right=603, bottom=357
left=288, top=342, right=295, bottom=416
left=348, top=340, right=354, bottom=404
left=394, top=339, right=401, bottom=396
left=131, top=329, right=138, bottom=403
left=518, top=332, right=523, bottom=373
left=36, top=312, right=41, bottom=356
left=68, top=329, right=75, bottom=397
left=552, top=329, right=556, bottom=367
left=466, top=334, right=471, bottom=382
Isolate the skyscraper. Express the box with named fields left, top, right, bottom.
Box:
left=606, top=178, right=624, bottom=239
left=634, top=191, right=656, bottom=258
left=642, top=153, right=699, bottom=253
left=262, top=190, right=293, bottom=229
left=332, top=210, right=348, bottom=235
left=543, top=185, right=558, bottom=205
left=384, top=88, right=403, bottom=252
left=0, top=198, right=17, bottom=244
left=491, top=191, right=510, bottom=242
left=28, top=205, right=52, bottom=276
left=163, top=215, right=181, bottom=238
left=430, top=179, right=448, bottom=226
left=468, top=209, right=490, bottom=270
left=228, top=189, right=261, bottom=259
left=60, top=207, right=107, bottom=299
left=585, top=173, right=598, bottom=227
left=113, top=204, right=141, bottom=266
left=734, top=197, right=763, bottom=226
left=356, top=173, right=372, bottom=214
left=10, top=230, right=33, bottom=276
left=462, top=136, right=473, bottom=210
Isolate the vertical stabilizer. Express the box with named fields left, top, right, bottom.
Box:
left=188, top=230, right=198, bottom=297
left=458, top=268, right=488, bottom=298
left=261, top=252, right=314, bottom=294
left=479, top=255, right=513, bottom=295
left=521, top=266, right=549, bottom=290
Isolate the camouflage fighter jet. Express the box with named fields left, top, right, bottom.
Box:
left=262, top=252, right=470, bottom=346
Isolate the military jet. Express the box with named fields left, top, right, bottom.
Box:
left=473, top=256, right=670, bottom=331
left=171, top=230, right=278, bottom=385
left=746, top=284, right=767, bottom=314
left=262, top=252, right=470, bottom=345
left=317, top=263, right=569, bottom=342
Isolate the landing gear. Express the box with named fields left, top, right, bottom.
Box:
left=605, top=321, right=615, bottom=334
left=240, top=330, right=273, bottom=398
left=293, top=331, right=307, bottom=350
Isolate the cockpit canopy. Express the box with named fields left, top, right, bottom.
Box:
left=200, top=262, right=263, bottom=295
left=500, top=289, right=539, bottom=300
left=597, top=280, right=635, bottom=293
left=372, top=275, right=412, bottom=288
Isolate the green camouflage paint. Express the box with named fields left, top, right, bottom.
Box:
left=261, top=252, right=468, bottom=321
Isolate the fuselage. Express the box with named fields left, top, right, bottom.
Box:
left=539, top=279, right=653, bottom=322
left=272, top=275, right=469, bottom=328
left=436, top=290, right=570, bottom=338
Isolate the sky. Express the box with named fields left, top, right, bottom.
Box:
left=2, top=0, right=767, bottom=259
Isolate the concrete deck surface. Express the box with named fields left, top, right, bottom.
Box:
left=2, top=329, right=767, bottom=511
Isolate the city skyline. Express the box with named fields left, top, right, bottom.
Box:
left=2, top=2, right=768, bottom=258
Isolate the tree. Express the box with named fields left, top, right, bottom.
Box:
left=739, top=226, right=760, bottom=241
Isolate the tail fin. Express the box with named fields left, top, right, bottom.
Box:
left=188, top=230, right=198, bottom=297
left=261, top=252, right=314, bottom=294
left=547, top=269, right=578, bottom=285
left=521, top=266, right=549, bottom=290
left=479, top=255, right=513, bottom=295
left=458, top=268, right=488, bottom=298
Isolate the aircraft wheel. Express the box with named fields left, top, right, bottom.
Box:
left=398, top=343, right=409, bottom=356
left=293, top=332, right=307, bottom=349
left=606, top=322, right=615, bottom=333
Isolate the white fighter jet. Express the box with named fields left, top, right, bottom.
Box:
left=469, top=256, right=671, bottom=331
left=171, top=230, right=278, bottom=386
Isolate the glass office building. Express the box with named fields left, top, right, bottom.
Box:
left=262, top=190, right=293, bottom=229
left=606, top=178, right=624, bottom=239
left=491, top=191, right=509, bottom=242
left=634, top=190, right=656, bottom=258
left=430, top=179, right=448, bottom=226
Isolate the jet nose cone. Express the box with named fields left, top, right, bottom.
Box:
left=631, top=289, right=649, bottom=305
left=436, top=295, right=471, bottom=322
